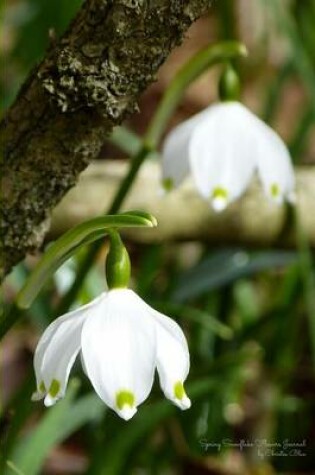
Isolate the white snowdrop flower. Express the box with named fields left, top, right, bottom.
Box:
left=254, top=118, right=296, bottom=205
left=32, top=288, right=190, bottom=420
left=162, top=102, right=295, bottom=211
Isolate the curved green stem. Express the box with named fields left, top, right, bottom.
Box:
left=16, top=212, right=155, bottom=310
left=54, top=144, right=152, bottom=315
left=145, top=41, right=247, bottom=146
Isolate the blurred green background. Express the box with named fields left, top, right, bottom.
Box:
left=1, top=1, right=315, bottom=474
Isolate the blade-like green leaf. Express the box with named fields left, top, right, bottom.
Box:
left=17, top=211, right=157, bottom=309
left=6, top=380, right=78, bottom=475
left=172, top=250, right=297, bottom=302
left=7, top=382, right=104, bottom=475
left=153, top=300, right=233, bottom=340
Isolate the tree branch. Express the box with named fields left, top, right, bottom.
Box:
left=51, top=160, right=315, bottom=248
left=0, top=0, right=211, bottom=281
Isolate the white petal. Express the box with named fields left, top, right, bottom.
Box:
left=189, top=102, right=257, bottom=209
left=212, top=196, right=228, bottom=212
left=81, top=289, right=156, bottom=419
left=161, top=108, right=211, bottom=189
left=119, top=405, right=137, bottom=421
left=149, top=308, right=191, bottom=410
left=254, top=120, right=295, bottom=203
left=33, top=293, right=106, bottom=405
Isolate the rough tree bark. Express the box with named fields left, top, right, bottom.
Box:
left=0, top=0, right=211, bottom=281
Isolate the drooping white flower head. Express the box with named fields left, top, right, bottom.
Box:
left=162, top=102, right=295, bottom=211
left=32, top=289, right=190, bottom=420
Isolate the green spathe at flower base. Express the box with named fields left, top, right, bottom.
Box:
left=106, top=231, right=131, bottom=289
left=16, top=211, right=156, bottom=309
left=218, top=64, right=241, bottom=102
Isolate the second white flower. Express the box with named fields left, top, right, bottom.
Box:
left=162, top=102, right=295, bottom=211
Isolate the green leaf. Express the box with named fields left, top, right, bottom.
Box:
left=6, top=380, right=78, bottom=475
left=16, top=211, right=157, bottom=309
left=153, top=300, right=233, bottom=340
left=172, top=249, right=297, bottom=302
left=265, top=0, right=315, bottom=115
left=7, top=382, right=104, bottom=475
left=0, top=372, right=35, bottom=470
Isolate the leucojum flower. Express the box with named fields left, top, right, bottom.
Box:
left=161, top=66, right=296, bottom=212
left=32, top=232, right=190, bottom=420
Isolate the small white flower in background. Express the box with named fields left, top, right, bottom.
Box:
left=161, top=102, right=295, bottom=212
left=32, top=288, right=190, bottom=420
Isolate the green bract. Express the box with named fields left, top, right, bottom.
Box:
left=106, top=231, right=131, bottom=289
left=219, top=64, right=241, bottom=101
left=17, top=211, right=157, bottom=309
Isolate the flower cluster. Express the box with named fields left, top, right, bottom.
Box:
left=32, top=248, right=190, bottom=421
left=162, top=101, right=296, bottom=211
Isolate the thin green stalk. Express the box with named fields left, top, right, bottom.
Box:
left=294, top=207, right=315, bottom=366
left=146, top=41, right=247, bottom=146
left=217, top=0, right=237, bottom=41
left=108, top=126, right=142, bottom=156
left=289, top=107, right=315, bottom=162
left=0, top=304, right=22, bottom=341
left=262, top=60, right=294, bottom=124
left=107, top=144, right=152, bottom=212
left=5, top=461, right=25, bottom=475
left=266, top=0, right=315, bottom=114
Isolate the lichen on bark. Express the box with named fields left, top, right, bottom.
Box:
left=0, top=0, right=211, bottom=281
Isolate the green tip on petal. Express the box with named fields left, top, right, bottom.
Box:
left=173, top=381, right=191, bottom=410
left=162, top=177, right=174, bottom=192
left=211, top=187, right=229, bottom=212
left=116, top=390, right=135, bottom=410
left=150, top=215, right=158, bottom=227
left=31, top=381, right=46, bottom=402
left=270, top=183, right=280, bottom=198
left=48, top=379, right=61, bottom=398
left=212, top=187, right=228, bottom=200
left=174, top=381, right=186, bottom=400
